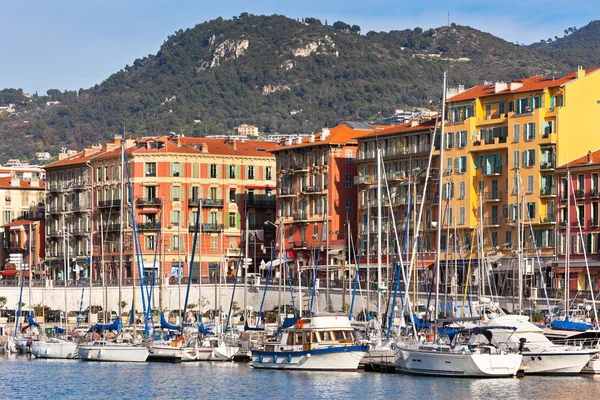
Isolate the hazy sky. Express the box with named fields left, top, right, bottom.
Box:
left=1, top=0, right=597, bottom=94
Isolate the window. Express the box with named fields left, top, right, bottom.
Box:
left=191, top=186, right=200, bottom=201
left=146, top=235, right=156, bottom=251
left=459, top=181, right=466, bottom=199
left=345, top=173, right=352, bottom=188
left=446, top=157, right=452, bottom=175
left=499, top=102, right=505, bottom=115
left=229, top=165, right=236, bottom=179
left=345, top=150, right=353, bottom=164
left=513, top=150, right=520, bottom=169
left=446, top=132, right=454, bottom=149
left=526, top=202, right=536, bottom=220
left=210, top=236, right=218, bottom=251
left=524, top=122, right=536, bottom=141
left=578, top=205, right=585, bottom=227
left=248, top=166, right=255, bottom=180
left=171, top=210, right=181, bottom=226
left=145, top=162, right=156, bottom=177
left=443, top=182, right=454, bottom=199
left=266, top=166, right=272, bottom=181
left=345, top=197, right=352, bottom=212
left=459, top=206, right=465, bottom=224
left=229, top=188, right=236, bottom=203
left=516, top=98, right=529, bottom=113
left=457, top=131, right=467, bottom=148
left=593, top=174, right=599, bottom=191
left=288, top=226, right=293, bottom=243
left=172, top=162, right=181, bottom=177
left=229, top=212, right=236, bottom=228
left=578, top=174, right=584, bottom=190
left=523, top=149, right=536, bottom=167
left=455, top=156, right=466, bottom=173
left=527, top=175, right=534, bottom=194
left=210, top=164, right=217, bottom=179
left=485, top=104, right=491, bottom=117
left=4, top=210, right=11, bottom=224
left=172, top=235, right=180, bottom=251
left=491, top=232, right=498, bottom=248
left=505, top=230, right=512, bottom=248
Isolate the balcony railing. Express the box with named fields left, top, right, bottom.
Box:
left=73, top=228, right=91, bottom=235
left=354, top=175, right=371, bottom=185
left=303, top=185, right=325, bottom=194
left=98, top=200, right=122, bottom=208
left=482, top=217, right=502, bottom=227
left=482, top=191, right=502, bottom=201
left=245, top=195, right=276, bottom=208
left=293, top=241, right=308, bottom=248
left=279, top=187, right=295, bottom=197
left=540, top=186, right=557, bottom=197
left=136, top=198, right=162, bottom=206
left=293, top=212, right=308, bottom=221
left=188, top=223, right=224, bottom=232
left=482, top=167, right=502, bottom=176
left=138, top=222, right=159, bottom=230
left=575, top=189, right=586, bottom=199
left=590, top=218, right=599, bottom=227
left=539, top=214, right=555, bottom=224
left=591, top=188, right=600, bottom=198
left=73, top=181, right=90, bottom=190
left=540, top=160, right=555, bottom=170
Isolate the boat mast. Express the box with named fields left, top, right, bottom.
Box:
left=517, top=169, right=523, bottom=314
left=63, top=213, right=68, bottom=332
left=566, top=168, right=571, bottom=312
left=118, top=139, right=124, bottom=320
left=198, top=201, right=203, bottom=320
left=434, top=71, right=447, bottom=337
left=376, top=148, right=382, bottom=320
left=244, top=215, right=249, bottom=321
left=100, top=214, right=107, bottom=323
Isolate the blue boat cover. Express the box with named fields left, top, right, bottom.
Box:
left=551, top=316, right=593, bottom=332
left=413, top=315, right=431, bottom=330
left=28, top=314, right=40, bottom=328
left=279, top=317, right=299, bottom=330
left=198, top=324, right=214, bottom=335
left=88, top=317, right=122, bottom=334
left=54, top=326, right=66, bottom=334
left=160, top=312, right=181, bottom=331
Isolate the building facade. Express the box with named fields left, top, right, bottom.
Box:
left=442, top=67, right=600, bottom=299
left=271, top=122, right=377, bottom=291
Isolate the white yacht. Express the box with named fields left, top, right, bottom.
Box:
left=149, top=337, right=200, bottom=362
left=484, top=314, right=598, bottom=375
left=395, top=326, right=523, bottom=377
left=252, top=313, right=367, bottom=371
left=78, top=340, right=149, bottom=362
left=31, top=338, right=79, bottom=359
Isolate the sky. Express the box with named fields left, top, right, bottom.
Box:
left=1, top=0, right=598, bottom=95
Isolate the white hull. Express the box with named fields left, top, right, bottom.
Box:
left=582, top=354, right=600, bottom=374
left=211, top=345, right=239, bottom=361
left=149, top=345, right=199, bottom=362
left=395, top=347, right=522, bottom=377
left=31, top=339, right=79, bottom=359
left=522, top=350, right=595, bottom=374
left=252, top=348, right=365, bottom=371
left=79, top=343, right=148, bottom=362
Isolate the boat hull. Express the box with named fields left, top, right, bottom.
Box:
left=522, top=350, right=596, bottom=375
left=395, top=347, right=522, bottom=377
left=581, top=354, right=600, bottom=374
left=252, top=346, right=366, bottom=371
left=212, top=345, right=239, bottom=361
left=78, top=344, right=148, bottom=362
left=149, top=345, right=199, bottom=362
left=31, top=340, right=79, bottom=359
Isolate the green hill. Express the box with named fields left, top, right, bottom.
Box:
left=1, top=13, right=599, bottom=163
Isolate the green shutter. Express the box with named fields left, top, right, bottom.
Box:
left=509, top=101, right=514, bottom=112
left=236, top=212, right=240, bottom=229
left=170, top=162, right=173, bottom=177
left=236, top=165, right=240, bottom=179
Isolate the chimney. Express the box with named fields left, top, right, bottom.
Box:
left=509, top=81, right=523, bottom=91
left=320, top=127, right=330, bottom=141
left=309, top=134, right=315, bottom=143
left=494, top=82, right=507, bottom=93
left=10, top=177, right=20, bottom=187
left=30, top=177, right=40, bottom=188
left=200, top=142, right=208, bottom=153
left=588, top=150, right=593, bottom=164
left=296, top=136, right=302, bottom=145
left=577, top=65, right=585, bottom=79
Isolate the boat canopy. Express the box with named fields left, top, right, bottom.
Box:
left=88, top=317, right=122, bottom=334
left=54, top=326, right=66, bottom=334
left=160, top=312, right=181, bottom=331
left=550, top=316, right=593, bottom=332
left=198, top=324, right=214, bottom=335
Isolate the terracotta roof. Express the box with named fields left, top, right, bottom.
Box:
left=557, top=149, right=600, bottom=169
left=2, top=219, right=38, bottom=228
left=45, top=149, right=103, bottom=169
left=357, top=119, right=437, bottom=140
left=447, top=67, right=600, bottom=103
left=271, top=122, right=378, bottom=152
left=179, top=137, right=277, bottom=157
left=0, top=177, right=45, bottom=189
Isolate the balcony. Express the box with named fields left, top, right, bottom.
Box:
left=48, top=205, right=60, bottom=214
left=73, top=181, right=90, bottom=190
left=482, top=167, right=502, bottom=176
left=354, top=175, right=372, bottom=185
left=72, top=203, right=91, bottom=213
left=98, top=200, right=121, bottom=208
left=292, top=165, right=309, bottom=173
left=540, top=160, right=556, bottom=171
left=483, top=217, right=502, bottom=227
left=48, top=184, right=61, bottom=193
left=538, top=214, right=556, bottom=224
left=278, top=187, right=296, bottom=197
left=591, top=188, right=600, bottom=198
left=73, top=228, right=91, bottom=236
left=482, top=191, right=502, bottom=202
left=48, top=230, right=62, bottom=238
left=293, top=241, right=308, bottom=249
left=540, top=186, right=557, bottom=197
left=575, top=189, right=586, bottom=200
left=293, top=211, right=308, bottom=221
left=136, top=198, right=162, bottom=207
left=202, top=198, right=224, bottom=207
left=303, top=186, right=326, bottom=195
left=386, top=171, right=405, bottom=181
left=245, top=195, right=276, bottom=208
left=138, top=222, right=159, bottom=230
left=189, top=223, right=224, bottom=233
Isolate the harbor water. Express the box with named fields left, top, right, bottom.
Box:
left=1, top=354, right=600, bottom=399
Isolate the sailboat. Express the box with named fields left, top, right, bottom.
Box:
left=394, top=72, right=523, bottom=377
left=79, top=139, right=148, bottom=362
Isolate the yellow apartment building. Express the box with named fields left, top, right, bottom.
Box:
left=442, top=67, right=600, bottom=294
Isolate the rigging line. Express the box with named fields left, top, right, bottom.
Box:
left=461, top=226, right=477, bottom=316
left=225, top=246, right=244, bottom=332
left=349, top=213, right=367, bottom=320
left=257, top=224, right=278, bottom=326
left=309, top=210, right=328, bottom=315
left=182, top=200, right=201, bottom=329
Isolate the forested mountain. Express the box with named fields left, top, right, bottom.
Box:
left=1, top=14, right=600, bottom=163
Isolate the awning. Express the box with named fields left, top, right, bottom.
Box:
left=138, top=209, right=159, bottom=214
left=9, top=225, right=24, bottom=231
left=1, top=270, right=29, bottom=277
left=245, top=185, right=268, bottom=189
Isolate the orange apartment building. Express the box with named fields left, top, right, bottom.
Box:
left=45, top=135, right=277, bottom=284
left=270, top=123, right=378, bottom=285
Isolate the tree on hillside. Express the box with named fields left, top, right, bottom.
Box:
left=333, top=21, right=350, bottom=30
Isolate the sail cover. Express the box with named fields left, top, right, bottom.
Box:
left=160, top=312, right=181, bottom=331
left=88, top=317, right=122, bottom=334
